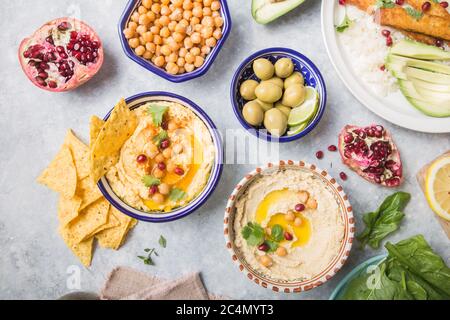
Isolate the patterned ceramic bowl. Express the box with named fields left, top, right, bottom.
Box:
left=230, top=48, right=327, bottom=143
left=224, top=160, right=355, bottom=293
left=98, top=91, right=223, bottom=223
left=118, top=0, right=232, bottom=83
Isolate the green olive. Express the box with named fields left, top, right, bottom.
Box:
left=242, top=101, right=264, bottom=126
left=282, top=84, right=306, bottom=107
left=284, top=72, right=304, bottom=89
left=255, top=82, right=283, bottom=103
left=275, top=58, right=294, bottom=78
left=239, top=79, right=259, bottom=100
left=255, top=99, right=273, bottom=112
left=263, top=77, right=284, bottom=88
left=253, top=58, right=275, bottom=80
left=275, top=104, right=291, bottom=118
left=264, top=108, right=287, bottom=137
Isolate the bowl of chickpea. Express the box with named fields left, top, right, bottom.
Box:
left=119, top=0, right=231, bottom=82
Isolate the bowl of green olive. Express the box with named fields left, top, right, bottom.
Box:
left=230, top=48, right=327, bottom=142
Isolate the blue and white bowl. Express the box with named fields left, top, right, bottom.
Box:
left=98, top=92, right=223, bottom=223
left=230, top=48, right=327, bottom=143
left=118, top=0, right=232, bottom=83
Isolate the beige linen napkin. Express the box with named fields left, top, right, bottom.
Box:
left=101, top=267, right=224, bottom=300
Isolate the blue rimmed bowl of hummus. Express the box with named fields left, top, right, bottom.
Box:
left=224, top=161, right=355, bottom=293
left=98, top=92, right=223, bottom=223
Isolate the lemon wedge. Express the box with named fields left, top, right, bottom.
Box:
left=425, top=156, right=450, bottom=221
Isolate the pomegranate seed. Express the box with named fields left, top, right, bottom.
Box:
left=340, top=172, right=348, bottom=181
left=440, top=2, right=448, bottom=8
left=35, top=76, right=47, bottom=87
left=45, top=35, right=54, bottom=45
left=80, top=53, right=87, bottom=63
left=435, top=39, right=444, bottom=47
left=284, top=232, right=293, bottom=241
left=70, top=31, right=78, bottom=39
left=338, top=0, right=346, bottom=5
left=48, top=81, right=57, bottom=88
left=328, top=145, right=337, bottom=152
left=23, top=50, right=31, bottom=58
left=38, top=71, right=48, bottom=79
left=56, top=46, right=65, bottom=54
left=381, top=29, right=390, bottom=37
left=59, top=52, right=68, bottom=59
left=27, top=60, right=37, bottom=67
left=174, top=167, right=185, bottom=176
left=57, top=22, right=71, bottom=31
left=149, top=185, right=158, bottom=195
left=86, top=52, right=94, bottom=62
left=161, top=120, right=168, bottom=130
left=91, top=41, right=100, bottom=49
left=316, top=151, right=324, bottom=159
left=344, top=134, right=354, bottom=143
left=295, top=203, right=305, bottom=212
left=395, top=0, right=404, bottom=5
left=157, top=162, right=166, bottom=170
left=422, top=1, right=431, bottom=11
left=380, top=65, right=386, bottom=71
left=386, top=36, right=393, bottom=47
left=258, top=243, right=269, bottom=252
left=136, top=154, right=147, bottom=163
left=160, top=139, right=170, bottom=149
left=40, top=62, right=49, bottom=70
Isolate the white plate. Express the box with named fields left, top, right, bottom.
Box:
left=321, top=1, right=450, bottom=133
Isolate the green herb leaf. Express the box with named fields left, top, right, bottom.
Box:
left=153, top=130, right=168, bottom=147
left=335, top=14, right=354, bottom=33
left=142, top=175, right=161, bottom=187
left=241, top=222, right=265, bottom=246
left=271, top=224, right=284, bottom=242
left=265, top=240, right=279, bottom=253
left=169, top=188, right=186, bottom=202
left=147, top=104, right=168, bottom=126
left=357, top=192, right=410, bottom=249
left=404, top=6, right=423, bottom=20
left=375, top=0, right=395, bottom=9
left=159, top=235, right=167, bottom=248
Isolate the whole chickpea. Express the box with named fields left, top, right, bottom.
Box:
left=162, top=147, right=172, bottom=159
left=135, top=45, right=146, bottom=56
left=259, top=255, right=273, bottom=268
left=139, top=14, right=151, bottom=25
left=143, top=31, right=154, bottom=42
left=128, top=21, right=138, bottom=30
left=159, top=15, right=170, bottom=26
left=143, top=51, right=154, bottom=60
left=203, top=0, right=213, bottom=6
left=151, top=3, right=161, bottom=14
left=155, top=154, right=165, bottom=163
left=276, top=247, right=288, bottom=257
left=201, top=45, right=210, bottom=56
left=158, top=183, right=171, bottom=195
left=213, top=28, right=222, bottom=40
left=154, top=35, right=163, bottom=45
left=294, top=217, right=303, bottom=227
left=176, top=57, right=185, bottom=67
left=129, top=38, right=140, bottom=49
left=161, top=5, right=171, bottom=16
left=152, top=193, right=165, bottom=204
left=154, top=55, right=166, bottom=67
left=185, top=63, right=195, bottom=72
left=184, top=37, right=194, bottom=49
left=183, top=0, right=194, bottom=10
left=168, top=52, right=178, bottom=63
left=142, top=0, right=153, bottom=9
left=178, top=66, right=186, bottom=74
left=124, top=28, right=135, bottom=39
left=179, top=47, right=188, bottom=57
left=153, top=168, right=165, bottom=179
left=194, top=55, right=204, bottom=67
left=191, top=32, right=201, bottom=44
left=138, top=5, right=148, bottom=14
left=203, top=7, right=212, bottom=16
left=146, top=42, right=156, bottom=53
left=190, top=47, right=201, bottom=56
left=214, top=17, right=223, bottom=27
left=131, top=12, right=140, bottom=23
left=285, top=210, right=295, bottom=222
left=146, top=11, right=156, bottom=22
left=205, top=37, right=216, bottom=47
left=185, top=52, right=195, bottom=64
left=211, top=1, right=221, bottom=11
left=166, top=161, right=176, bottom=173
left=190, top=16, right=200, bottom=26
left=136, top=25, right=148, bottom=35
left=160, top=45, right=172, bottom=56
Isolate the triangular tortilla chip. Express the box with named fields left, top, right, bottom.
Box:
left=60, top=228, right=94, bottom=267
left=90, top=98, right=137, bottom=183
left=86, top=205, right=120, bottom=238
left=57, top=195, right=82, bottom=227
left=96, top=207, right=137, bottom=250
left=89, top=116, right=105, bottom=149
left=76, top=176, right=103, bottom=210
left=62, top=198, right=109, bottom=245
left=64, top=130, right=90, bottom=180
left=37, top=145, right=77, bottom=198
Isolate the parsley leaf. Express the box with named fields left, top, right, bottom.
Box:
left=335, top=13, right=354, bottom=33
left=146, top=104, right=168, bottom=126
left=404, top=6, right=423, bottom=20
left=375, top=0, right=395, bottom=9
left=159, top=235, right=167, bottom=248
left=137, top=248, right=158, bottom=266
left=153, top=130, right=168, bottom=147
left=241, top=222, right=265, bottom=246
left=169, top=188, right=187, bottom=202
left=265, top=240, right=279, bottom=253
left=142, top=175, right=161, bottom=187
left=271, top=224, right=284, bottom=242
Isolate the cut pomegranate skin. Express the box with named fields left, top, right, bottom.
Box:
left=338, top=124, right=404, bottom=188
left=18, top=17, right=103, bottom=92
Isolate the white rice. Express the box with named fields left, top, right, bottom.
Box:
left=338, top=6, right=403, bottom=97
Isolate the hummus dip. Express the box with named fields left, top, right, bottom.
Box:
left=106, top=101, right=215, bottom=212
left=233, top=168, right=345, bottom=281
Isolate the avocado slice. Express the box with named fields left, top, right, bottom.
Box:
left=390, top=39, right=450, bottom=61
left=386, top=54, right=450, bottom=75
left=387, top=64, right=450, bottom=85
left=398, top=80, right=450, bottom=103
left=252, top=0, right=306, bottom=24
left=411, top=78, right=450, bottom=93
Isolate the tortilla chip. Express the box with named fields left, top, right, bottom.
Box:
left=37, top=145, right=77, bottom=198
left=90, top=99, right=137, bottom=183
left=85, top=205, right=120, bottom=238
left=62, top=198, right=109, bottom=245
left=77, top=176, right=103, bottom=210
left=61, top=228, right=94, bottom=267
left=89, top=116, right=105, bottom=149
left=96, top=207, right=137, bottom=250
left=64, top=130, right=90, bottom=180
left=57, top=195, right=82, bottom=226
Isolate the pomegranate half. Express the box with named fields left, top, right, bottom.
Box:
left=338, top=124, right=404, bottom=188
left=18, top=17, right=103, bottom=92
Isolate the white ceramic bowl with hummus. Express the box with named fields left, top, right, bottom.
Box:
left=224, top=161, right=354, bottom=293
left=98, top=92, right=223, bottom=223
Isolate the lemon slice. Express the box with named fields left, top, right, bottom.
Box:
left=287, top=122, right=308, bottom=136
left=425, top=156, right=450, bottom=221
left=287, top=87, right=319, bottom=126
